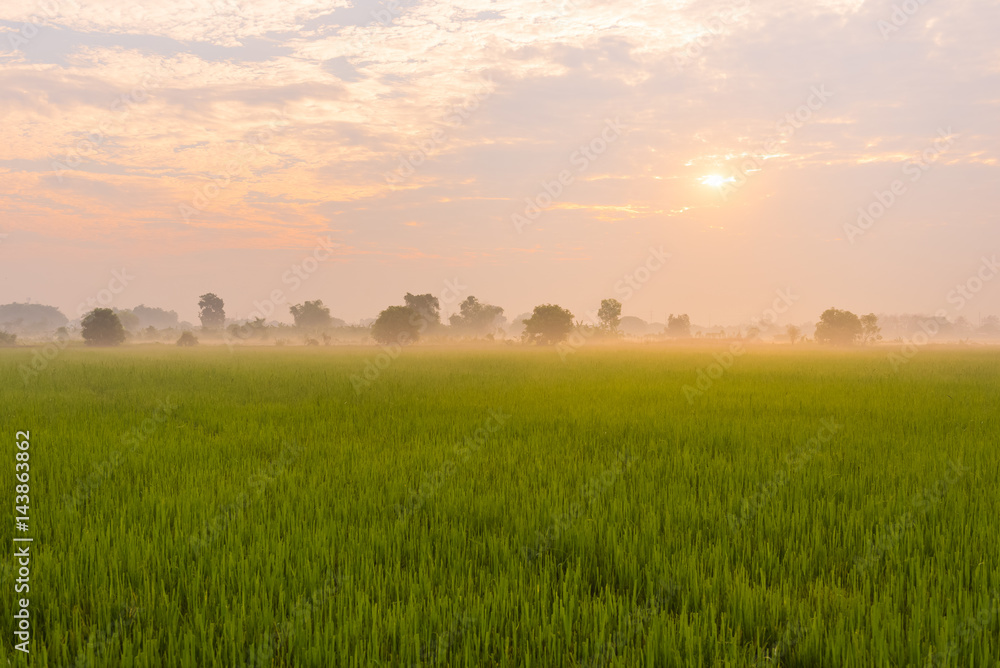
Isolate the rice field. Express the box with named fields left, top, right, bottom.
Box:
left=2, top=344, right=998, bottom=667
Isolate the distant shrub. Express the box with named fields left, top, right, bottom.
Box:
left=82, top=308, right=126, bottom=347
left=275, top=338, right=287, bottom=346
left=0, top=330, right=16, bottom=346
left=176, top=331, right=199, bottom=347
left=305, top=338, right=320, bottom=346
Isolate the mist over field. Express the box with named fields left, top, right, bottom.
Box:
left=2, top=0, right=999, bottom=666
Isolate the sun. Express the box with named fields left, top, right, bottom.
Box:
left=701, top=174, right=734, bottom=187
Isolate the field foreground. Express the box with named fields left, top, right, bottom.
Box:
left=2, top=345, right=999, bottom=667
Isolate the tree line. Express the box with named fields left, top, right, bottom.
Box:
left=6, top=294, right=998, bottom=348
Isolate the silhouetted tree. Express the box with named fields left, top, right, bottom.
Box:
left=290, top=300, right=333, bottom=330
left=860, top=313, right=882, bottom=344
left=0, top=302, right=68, bottom=335
left=815, top=308, right=862, bottom=346
left=198, top=293, right=226, bottom=330
left=597, top=299, right=622, bottom=334
left=371, top=305, right=424, bottom=345
left=177, top=331, right=199, bottom=347
left=786, top=324, right=802, bottom=345
left=449, top=296, right=504, bottom=337
left=978, top=315, right=1000, bottom=337
left=81, top=308, right=126, bottom=346
left=522, top=304, right=574, bottom=345
left=404, top=293, right=441, bottom=330
left=133, top=304, right=180, bottom=329
left=115, top=308, right=140, bottom=332
left=667, top=314, right=691, bottom=338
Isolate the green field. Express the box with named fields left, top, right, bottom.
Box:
left=2, top=345, right=999, bottom=667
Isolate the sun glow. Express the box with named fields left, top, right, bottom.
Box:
left=701, top=174, right=735, bottom=187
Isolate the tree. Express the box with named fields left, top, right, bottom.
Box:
left=290, top=300, right=333, bottom=330
left=522, top=304, right=574, bottom=345
left=786, top=324, right=802, bottom=345
left=0, top=303, right=68, bottom=335
left=133, top=304, right=180, bottom=329
left=177, top=331, right=199, bottom=347
left=81, top=308, right=126, bottom=346
left=449, top=296, right=505, bottom=337
left=115, top=308, right=140, bottom=332
left=404, top=293, right=441, bottom=330
left=815, top=308, right=862, bottom=346
left=666, top=314, right=691, bottom=338
left=0, top=330, right=16, bottom=346
left=860, top=313, right=882, bottom=344
left=597, top=299, right=622, bottom=334
left=371, top=305, right=424, bottom=345
left=198, top=293, right=226, bottom=330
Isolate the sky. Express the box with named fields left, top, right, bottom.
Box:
left=1, top=0, right=997, bottom=327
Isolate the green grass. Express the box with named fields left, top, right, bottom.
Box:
left=2, top=344, right=999, bottom=667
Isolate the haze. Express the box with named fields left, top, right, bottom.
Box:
left=1, top=0, right=997, bottom=326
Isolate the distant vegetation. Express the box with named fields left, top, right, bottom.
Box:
left=0, top=302, right=68, bottom=335
left=3, top=295, right=1000, bottom=348
left=81, top=308, right=126, bottom=346
left=177, top=331, right=199, bottom=347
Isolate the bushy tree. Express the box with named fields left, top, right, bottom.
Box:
left=449, top=296, right=505, bottom=337
left=404, top=293, right=441, bottom=330
left=290, top=300, right=333, bottom=330
left=0, top=330, right=16, bottom=346
left=786, top=324, right=802, bottom=345
left=860, top=313, right=882, bottom=344
left=815, top=308, right=862, bottom=346
left=522, top=304, right=574, bottom=345
left=81, top=308, right=126, bottom=346
left=597, top=299, right=622, bottom=334
left=667, top=314, right=691, bottom=338
left=115, top=308, right=140, bottom=332
left=371, top=305, right=424, bottom=345
left=133, top=304, right=180, bottom=329
left=176, top=331, right=199, bottom=347
left=198, top=293, right=226, bottom=330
